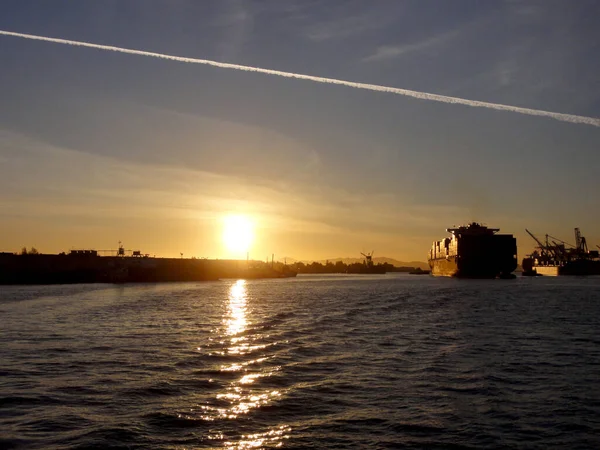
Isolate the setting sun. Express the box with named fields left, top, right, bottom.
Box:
left=222, top=215, right=254, bottom=255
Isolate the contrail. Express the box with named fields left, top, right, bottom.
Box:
left=1, top=29, right=599, bottom=128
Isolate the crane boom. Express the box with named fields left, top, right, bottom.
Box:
left=547, top=234, right=573, bottom=247
left=525, top=229, right=545, bottom=249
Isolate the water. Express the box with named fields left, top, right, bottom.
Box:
left=1, top=274, right=600, bottom=449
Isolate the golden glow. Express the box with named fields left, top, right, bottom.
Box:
left=222, top=214, right=254, bottom=255
left=201, top=280, right=290, bottom=448
left=224, top=425, right=291, bottom=449
left=226, top=279, right=247, bottom=336
left=217, top=282, right=282, bottom=417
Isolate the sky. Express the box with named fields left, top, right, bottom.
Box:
left=0, top=0, right=599, bottom=262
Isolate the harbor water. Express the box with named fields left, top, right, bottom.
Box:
left=1, top=274, right=600, bottom=449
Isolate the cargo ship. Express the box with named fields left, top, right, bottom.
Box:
left=522, top=228, right=600, bottom=276
left=428, top=223, right=517, bottom=278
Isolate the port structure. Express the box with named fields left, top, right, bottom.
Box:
left=89, top=241, right=146, bottom=258
left=361, top=251, right=375, bottom=268
left=525, top=228, right=599, bottom=266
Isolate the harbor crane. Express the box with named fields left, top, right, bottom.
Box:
left=526, top=228, right=596, bottom=264
left=525, top=229, right=556, bottom=260
left=575, top=228, right=588, bottom=253
left=361, top=251, right=375, bottom=268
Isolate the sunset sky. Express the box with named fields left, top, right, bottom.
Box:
left=1, top=1, right=599, bottom=261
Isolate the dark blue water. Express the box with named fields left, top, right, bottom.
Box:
left=1, top=274, right=600, bottom=449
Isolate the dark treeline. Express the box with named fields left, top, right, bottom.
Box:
left=288, top=261, right=418, bottom=274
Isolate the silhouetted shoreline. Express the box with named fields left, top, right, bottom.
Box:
left=0, top=252, right=296, bottom=285
left=290, top=260, right=424, bottom=274
left=0, top=250, right=435, bottom=284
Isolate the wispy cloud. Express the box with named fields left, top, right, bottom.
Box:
left=213, top=0, right=254, bottom=61
left=0, top=129, right=472, bottom=258
left=505, top=0, right=545, bottom=17
left=495, top=59, right=519, bottom=87
left=4, top=128, right=533, bottom=260
left=302, top=2, right=403, bottom=41
left=306, top=13, right=387, bottom=41
left=362, top=29, right=460, bottom=62
left=1, top=30, right=597, bottom=127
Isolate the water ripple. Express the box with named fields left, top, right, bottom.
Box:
left=1, top=276, right=600, bottom=448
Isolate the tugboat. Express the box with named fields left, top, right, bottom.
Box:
left=428, top=223, right=517, bottom=278
left=522, top=228, right=600, bottom=276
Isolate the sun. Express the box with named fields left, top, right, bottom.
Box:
left=222, top=214, right=254, bottom=255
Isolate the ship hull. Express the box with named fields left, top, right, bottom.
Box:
left=526, top=260, right=600, bottom=276
left=428, top=227, right=517, bottom=279
left=533, top=266, right=560, bottom=277
left=428, top=256, right=511, bottom=278
left=429, top=256, right=459, bottom=277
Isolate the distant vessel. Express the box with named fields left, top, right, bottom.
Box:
left=428, top=223, right=517, bottom=278
left=522, top=228, right=600, bottom=276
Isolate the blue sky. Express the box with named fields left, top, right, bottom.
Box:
left=1, top=0, right=599, bottom=260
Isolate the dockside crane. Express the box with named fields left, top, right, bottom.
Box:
left=361, top=251, right=374, bottom=268
left=525, top=229, right=568, bottom=263
left=525, top=229, right=544, bottom=248
left=525, top=229, right=552, bottom=259
left=575, top=228, right=588, bottom=253
left=527, top=228, right=597, bottom=264
left=549, top=240, right=567, bottom=262
left=546, top=234, right=573, bottom=248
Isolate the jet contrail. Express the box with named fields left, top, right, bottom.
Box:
left=1, top=29, right=599, bottom=128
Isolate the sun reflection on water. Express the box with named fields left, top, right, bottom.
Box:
left=226, top=280, right=248, bottom=337
left=202, top=279, right=289, bottom=447
left=224, top=425, right=291, bottom=449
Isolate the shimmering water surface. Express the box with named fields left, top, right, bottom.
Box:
left=1, top=274, right=600, bottom=449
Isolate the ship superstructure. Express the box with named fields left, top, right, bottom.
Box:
left=522, top=228, right=600, bottom=276
left=428, top=223, right=517, bottom=278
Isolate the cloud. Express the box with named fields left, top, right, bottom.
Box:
left=294, top=1, right=405, bottom=42
left=496, top=59, right=519, bottom=87
left=0, top=130, right=452, bottom=227
left=213, top=0, right=254, bottom=61
left=0, top=129, right=506, bottom=259
left=362, top=29, right=460, bottom=62
left=0, top=130, right=329, bottom=231
left=304, top=11, right=391, bottom=41
left=505, top=0, right=545, bottom=17
left=1, top=30, right=598, bottom=127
